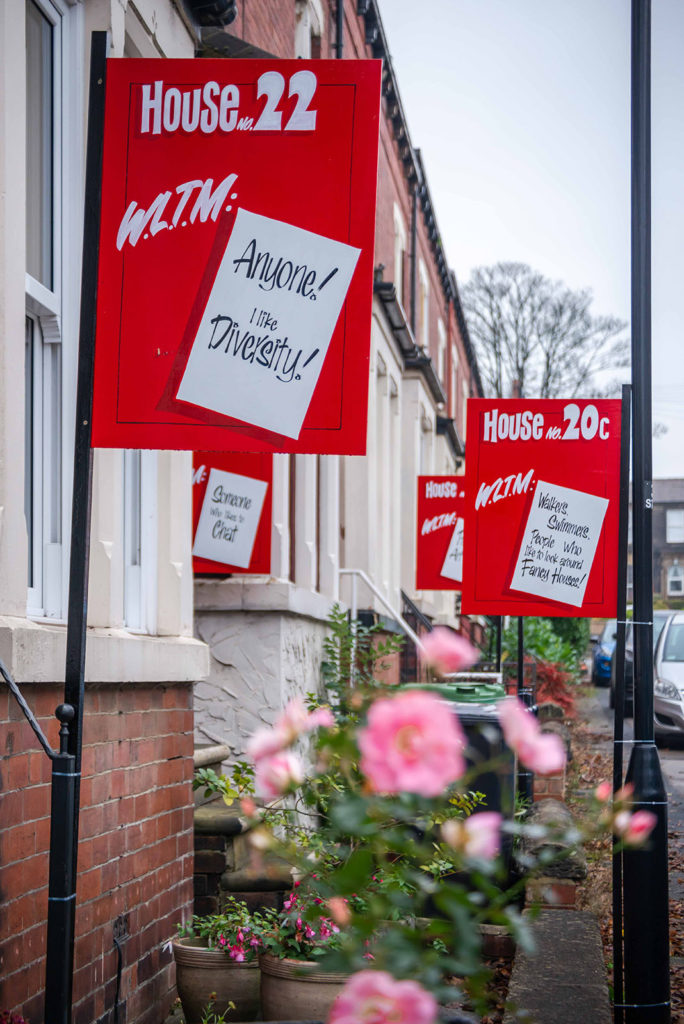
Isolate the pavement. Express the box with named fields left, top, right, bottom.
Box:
left=503, top=909, right=612, bottom=1024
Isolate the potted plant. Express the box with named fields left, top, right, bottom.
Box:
left=172, top=897, right=265, bottom=1024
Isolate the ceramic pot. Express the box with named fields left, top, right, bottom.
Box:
left=259, top=952, right=348, bottom=1021
left=172, top=938, right=260, bottom=1024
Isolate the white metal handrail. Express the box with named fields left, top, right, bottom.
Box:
left=338, top=568, right=425, bottom=652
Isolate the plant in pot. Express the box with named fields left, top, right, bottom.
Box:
left=257, top=878, right=361, bottom=1022
left=172, top=897, right=265, bottom=1024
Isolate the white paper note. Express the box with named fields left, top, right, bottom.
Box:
left=177, top=208, right=360, bottom=439
left=440, top=517, right=464, bottom=583
left=509, top=480, right=608, bottom=607
left=193, top=467, right=268, bottom=568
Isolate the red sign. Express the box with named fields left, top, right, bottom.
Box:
left=92, top=59, right=381, bottom=453
left=461, top=399, right=621, bottom=617
left=192, top=453, right=272, bottom=574
left=416, top=476, right=465, bottom=590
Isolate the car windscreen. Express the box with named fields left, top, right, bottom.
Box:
left=601, top=619, right=617, bottom=644
left=661, top=622, right=684, bottom=662
left=653, top=614, right=669, bottom=649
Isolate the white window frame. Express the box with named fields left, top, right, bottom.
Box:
left=666, top=509, right=684, bottom=544
left=294, top=0, right=325, bottom=59
left=25, top=0, right=74, bottom=619
left=418, top=259, right=430, bottom=351
left=667, top=562, right=684, bottom=596
left=419, top=404, right=433, bottom=474
left=450, top=344, right=459, bottom=420
left=393, top=204, right=407, bottom=308
left=437, top=318, right=446, bottom=383
left=123, top=450, right=159, bottom=633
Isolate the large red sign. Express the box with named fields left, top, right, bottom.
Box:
left=416, top=476, right=465, bottom=590
left=192, top=453, right=272, bottom=575
left=461, top=399, right=621, bottom=617
left=92, top=59, right=381, bottom=453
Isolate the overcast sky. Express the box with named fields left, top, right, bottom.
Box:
left=380, top=0, right=684, bottom=478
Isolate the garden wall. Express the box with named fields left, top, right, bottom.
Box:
left=0, top=680, right=194, bottom=1024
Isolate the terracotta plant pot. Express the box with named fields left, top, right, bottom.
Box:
left=259, top=951, right=348, bottom=1022
left=172, top=937, right=260, bottom=1024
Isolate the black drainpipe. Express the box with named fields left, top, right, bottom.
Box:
left=410, top=182, right=418, bottom=334
left=335, top=1, right=344, bottom=58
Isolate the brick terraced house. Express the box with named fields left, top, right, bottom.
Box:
left=0, top=1, right=483, bottom=1021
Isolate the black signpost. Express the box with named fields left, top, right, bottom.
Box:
left=63, top=28, right=107, bottom=885
left=612, top=384, right=632, bottom=1024
left=621, top=3, right=671, bottom=1022
left=0, top=33, right=108, bottom=1024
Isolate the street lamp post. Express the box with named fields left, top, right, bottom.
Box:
left=621, top=3, right=671, bottom=1021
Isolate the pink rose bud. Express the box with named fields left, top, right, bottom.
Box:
left=327, top=897, right=352, bottom=927
left=595, top=781, right=612, bottom=803
left=497, top=697, right=566, bottom=775
left=614, top=809, right=657, bottom=846
left=419, top=627, right=479, bottom=675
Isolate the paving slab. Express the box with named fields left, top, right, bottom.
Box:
left=503, top=909, right=611, bottom=1024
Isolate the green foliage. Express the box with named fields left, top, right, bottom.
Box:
left=321, top=603, right=405, bottom=710
left=503, top=616, right=578, bottom=674
left=547, top=617, right=590, bottom=661
left=200, top=998, right=235, bottom=1024
left=192, top=762, right=255, bottom=806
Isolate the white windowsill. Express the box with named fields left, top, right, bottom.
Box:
left=0, top=615, right=209, bottom=684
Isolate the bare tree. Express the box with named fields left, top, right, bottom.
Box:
left=461, top=262, right=629, bottom=399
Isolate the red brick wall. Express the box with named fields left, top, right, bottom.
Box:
left=233, top=0, right=295, bottom=58
left=0, top=681, right=194, bottom=1024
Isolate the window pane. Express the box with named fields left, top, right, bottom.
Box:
left=26, top=0, right=53, bottom=288
left=666, top=509, right=684, bottom=543
left=25, top=317, right=35, bottom=588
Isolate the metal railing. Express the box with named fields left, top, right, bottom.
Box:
left=338, top=568, right=425, bottom=653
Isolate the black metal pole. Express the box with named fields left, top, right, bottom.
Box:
left=495, top=616, right=502, bottom=673
left=335, top=0, right=344, bottom=59
left=45, top=706, right=77, bottom=1024
left=516, top=617, right=533, bottom=801
left=612, top=384, right=632, bottom=1024
left=64, top=31, right=107, bottom=889
left=622, top=4, right=670, bottom=1021
left=517, top=617, right=524, bottom=698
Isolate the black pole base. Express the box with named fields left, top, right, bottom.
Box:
left=622, top=743, right=670, bottom=1024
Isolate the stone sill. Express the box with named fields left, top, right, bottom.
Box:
left=194, top=577, right=341, bottom=623
left=0, top=615, right=209, bottom=684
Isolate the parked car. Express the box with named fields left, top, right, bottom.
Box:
left=610, top=610, right=673, bottom=716
left=654, top=612, right=684, bottom=744
left=591, top=619, right=617, bottom=686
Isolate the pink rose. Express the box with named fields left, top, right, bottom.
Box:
left=497, top=697, right=566, bottom=775
left=442, top=811, right=502, bottom=860
left=614, top=809, right=657, bottom=846
left=419, top=627, right=479, bottom=675
left=595, top=781, right=612, bottom=802
left=358, top=691, right=466, bottom=797
left=307, top=706, right=335, bottom=730
left=254, top=751, right=304, bottom=799
left=328, top=969, right=438, bottom=1024
left=246, top=725, right=289, bottom=762
left=247, top=699, right=334, bottom=763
